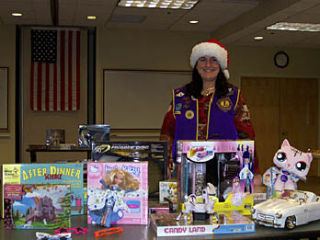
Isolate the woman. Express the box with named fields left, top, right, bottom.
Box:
left=160, top=39, right=260, bottom=182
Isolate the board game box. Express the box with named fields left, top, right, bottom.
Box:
left=4, top=184, right=71, bottom=230
left=2, top=163, right=84, bottom=217
left=150, top=211, right=255, bottom=237
left=87, top=162, right=148, bottom=227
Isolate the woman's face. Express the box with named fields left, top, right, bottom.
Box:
left=196, top=56, right=220, bottom=82
left=114, top=172, right=124, bottom=186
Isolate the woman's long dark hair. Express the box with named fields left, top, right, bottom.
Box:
left=185, top=66, right=232, bottom=99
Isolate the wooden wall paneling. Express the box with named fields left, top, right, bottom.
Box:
left=241, top=77, right=280, bottom=174
left=279, top=78, right=318, bottom=176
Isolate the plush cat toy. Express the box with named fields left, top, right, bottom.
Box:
left=262, top=139, right=313, bottom=197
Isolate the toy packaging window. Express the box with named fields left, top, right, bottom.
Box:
left=179, top=140, right=254, bottom=203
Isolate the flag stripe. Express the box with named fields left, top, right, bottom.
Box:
left=37, top=63, right=42, bottom=111
left=53, top=63, right=57, bottom=111
left=60, top=30, right=65, bottom=111
left=56, top=33, right=61, bottom=111
left=45, top=63, right=50, bottom=111
left=30, top=62, right=35, bottom=110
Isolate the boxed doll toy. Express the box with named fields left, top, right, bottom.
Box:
left=159, top=181, right=178, bottom=204
left=4, top=184, right=71, bottom=230
left=87, top=162, right=148, bottom=227
left=2, top=163, right=84, bottom=217
left=178, top=140, right=255, bottom=218
left=92, top=141, right=167, bottom=195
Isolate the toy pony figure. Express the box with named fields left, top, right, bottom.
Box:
left=89, top=168, right=140, bottom=228
left=263, top=139, right=312, bottom=197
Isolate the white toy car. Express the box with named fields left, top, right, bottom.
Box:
left=251, top=190, right=320, bottom=229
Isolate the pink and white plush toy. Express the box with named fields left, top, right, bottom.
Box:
left=262, top=139, right=313, bottom=197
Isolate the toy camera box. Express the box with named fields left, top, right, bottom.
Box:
left=92, top=141, right=167, bottom=195
left=151, top=211, right=255, bottom=237
left=2, top=163, right=84, bottom=218
left=179, top=140, right=254, bottom=212
left=4, top=184, right=71, bottom=230
left=87, top=162, right=148, bottom=227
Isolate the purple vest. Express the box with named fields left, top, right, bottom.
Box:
left=172, top=87, right=239, bottom=162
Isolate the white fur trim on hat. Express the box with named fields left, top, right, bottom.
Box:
left=190, top=41, right=229, bottom=79
left=223, top=69, right=230, bottom=80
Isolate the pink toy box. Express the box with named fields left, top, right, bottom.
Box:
left=178, top=140, right=255, bottom=216
left=87, top=162, right=148, bottom=227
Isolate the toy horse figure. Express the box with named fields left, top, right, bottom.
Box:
left=262, top=139, right=313, bottom=197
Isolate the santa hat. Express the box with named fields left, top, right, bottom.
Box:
left=190, top=39, right=230, bottom=79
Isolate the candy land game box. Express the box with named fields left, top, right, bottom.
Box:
left=150, top=211, right=255, bottom=237
left=87, top=162, right=148, bottom=227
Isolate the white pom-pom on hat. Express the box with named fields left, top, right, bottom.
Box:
left=190, top=39, right=230, bottom=79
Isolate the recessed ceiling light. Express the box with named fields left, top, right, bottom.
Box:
left=254, top=36, right=263, bottom=41
left=267, top=22, right=320, bottom=32
left=189, top=20, right=199, bottom=24
left=12, top=12, right=22, bottom=17
left=87, top=16, right=96, bottom=20
left=118, top=0, right=199, bottom=9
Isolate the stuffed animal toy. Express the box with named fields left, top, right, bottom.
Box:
left=262, top=139, right=312, bottom=197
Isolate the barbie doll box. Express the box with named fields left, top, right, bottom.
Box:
left=2, top=163, right=84, bottom=218
left=87, top=162, right=148, bottom=227
left=179, top=140, right=255, bottom=212
left=4, top=184, right=71, bottom=230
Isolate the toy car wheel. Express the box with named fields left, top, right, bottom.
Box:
left=285, top=216, right=296, bottom=230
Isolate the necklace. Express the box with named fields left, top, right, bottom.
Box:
left=201, top=87, right=215, bottom=96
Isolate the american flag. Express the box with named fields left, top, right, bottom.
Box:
left=30, top=29, right=80, bottom=111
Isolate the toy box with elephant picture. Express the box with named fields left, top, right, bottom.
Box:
left=3, top=183, right=71, bottom=230
left=178, top=140, right=255, bottom=219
